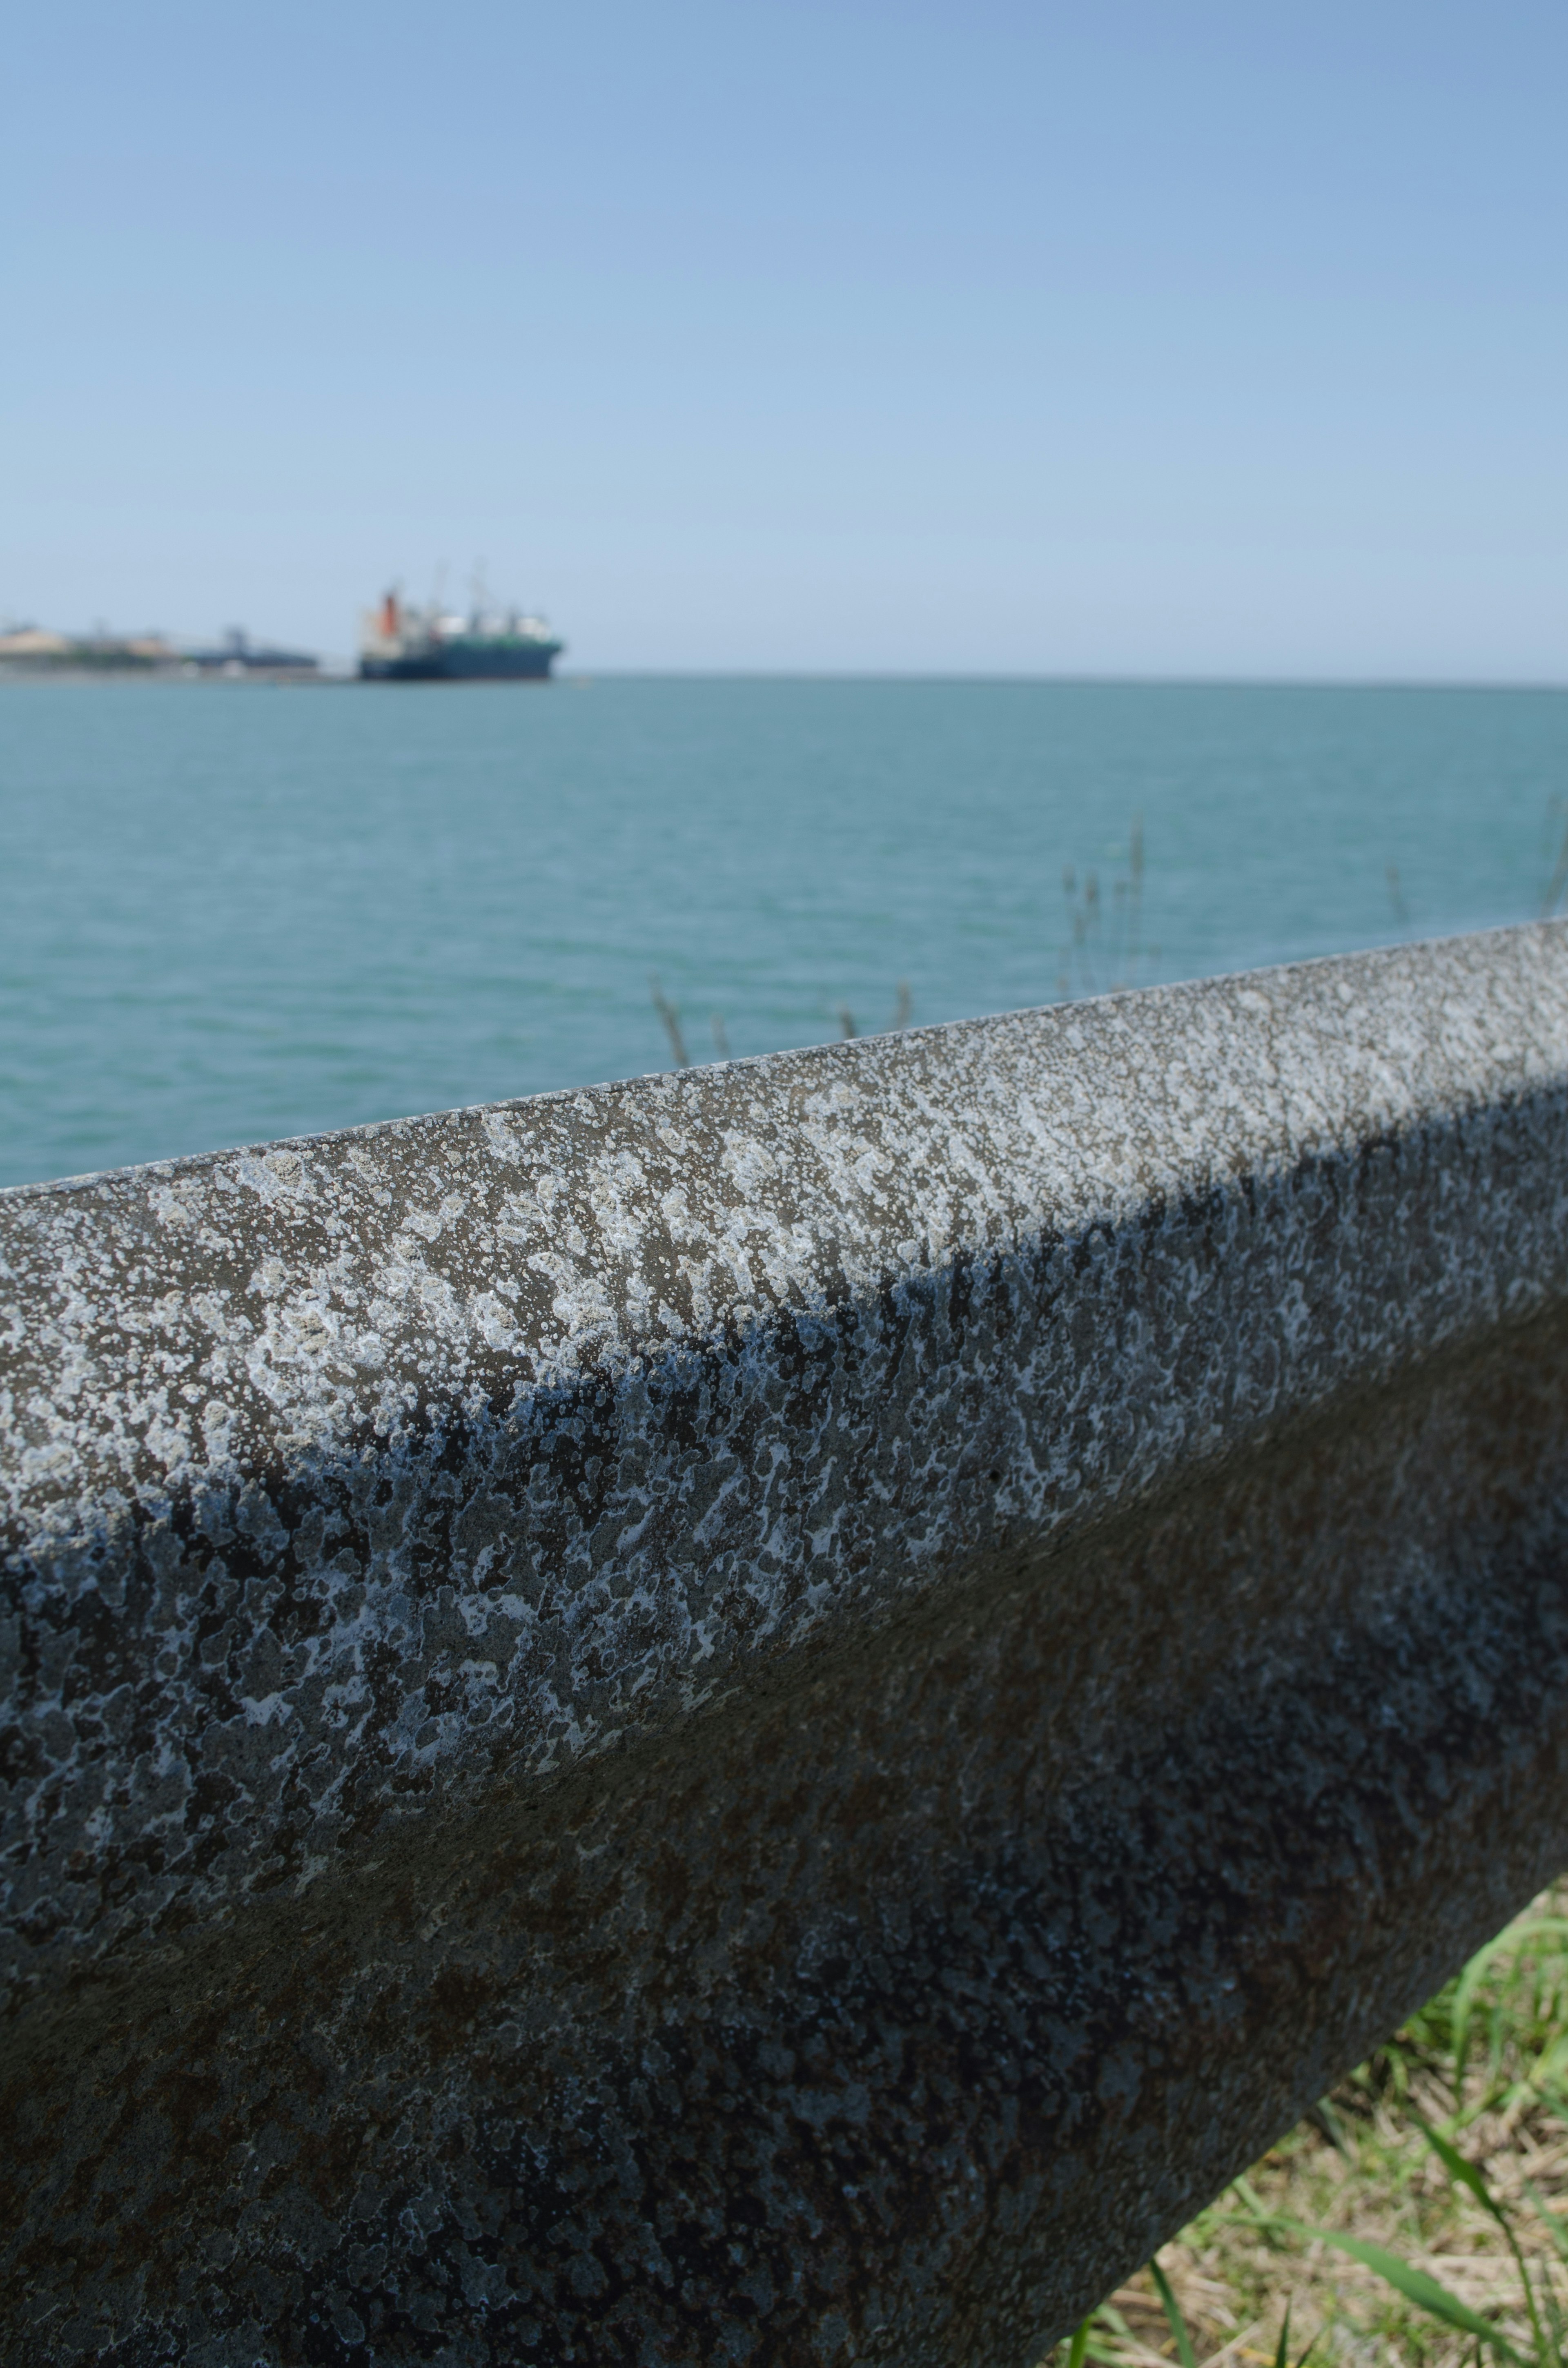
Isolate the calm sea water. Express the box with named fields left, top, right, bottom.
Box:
left=1, top=675, right=1564, bottom=1190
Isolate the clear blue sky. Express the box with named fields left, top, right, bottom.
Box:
left=4, top=1, right=1564, bottom=677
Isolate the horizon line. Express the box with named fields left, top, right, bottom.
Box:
left=5, top=662, right=1566, bottom=695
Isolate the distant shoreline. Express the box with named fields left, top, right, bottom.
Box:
left=0, top=661, right=343, bottom=685
left=2, top=666, right=1563, bottom=694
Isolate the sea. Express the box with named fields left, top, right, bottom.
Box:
left=1, top=673, right=1564, bottom=1192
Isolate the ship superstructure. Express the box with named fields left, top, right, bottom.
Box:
left=359, top=587, right=563, bottom=681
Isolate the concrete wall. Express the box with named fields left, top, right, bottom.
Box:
left=5, top=921, right=1568, bottom=2365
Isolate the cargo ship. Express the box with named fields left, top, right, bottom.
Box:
left=359, top=588, right=563, bottom=681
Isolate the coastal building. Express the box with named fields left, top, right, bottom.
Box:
left=179, top=628, right=318, bottom=678
left=0, top=626, right=178, bottom=671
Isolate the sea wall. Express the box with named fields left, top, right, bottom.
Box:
left=6, top=921, right=1568, bottom=2365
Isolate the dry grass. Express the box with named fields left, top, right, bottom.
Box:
left=1042, top=1882, right=1568, bottom=2368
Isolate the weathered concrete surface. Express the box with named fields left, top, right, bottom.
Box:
left=5, top=921, right=1568, bottom=2364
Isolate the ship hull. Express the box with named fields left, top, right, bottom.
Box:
left=360, top=639, right=561, bottom=682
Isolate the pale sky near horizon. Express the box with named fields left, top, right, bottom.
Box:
left=4, top=1, right=1565, bottom=678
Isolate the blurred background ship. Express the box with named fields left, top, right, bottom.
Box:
left=0, top=582, right=566, bottom=683
left=359, top=584, right=563, bottom=681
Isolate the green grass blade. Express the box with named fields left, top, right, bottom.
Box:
left=1273, top=2220, right=1521, bottom=2359
left=1272, top=2305, right=1291, bottom=2368
left=1452, top=1920, right=1568, bottom=2087
left=1150, top=2260, right=1200, bottom=2368
left=1416, top=2116, right=1552, bottom=2363
left=1067, top=2313, right=1094, bottom=2368
left=1525, top=2182, right=1568, bottom=2265
left=1416, top=2117, right=1511, bottom=2231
